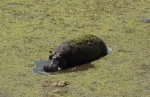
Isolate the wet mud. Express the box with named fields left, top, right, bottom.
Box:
left=32, top=59, right=95, bottom=75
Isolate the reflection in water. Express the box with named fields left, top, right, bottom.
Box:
left=32, top=59, right=95, bottom=75
left=32, top=59, right=48, bottom=75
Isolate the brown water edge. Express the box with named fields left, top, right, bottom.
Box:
left=32, top=59, right=95, bottom=75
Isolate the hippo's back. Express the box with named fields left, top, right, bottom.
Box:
left=65, top=35, right=107, bottom=66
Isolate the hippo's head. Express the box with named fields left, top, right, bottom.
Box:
left=43, top=52, right=67, bottom=72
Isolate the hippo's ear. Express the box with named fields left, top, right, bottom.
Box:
left=49, top=51, right=52, bottom=53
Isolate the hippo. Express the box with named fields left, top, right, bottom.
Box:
left=43, top=34, right=108, bottom=72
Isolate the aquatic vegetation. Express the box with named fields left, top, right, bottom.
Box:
left=0, top=0, right=149, bottom=97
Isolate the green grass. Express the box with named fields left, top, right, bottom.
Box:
left=0, top=0, right=150, bottom=97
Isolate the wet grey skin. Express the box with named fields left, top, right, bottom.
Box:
left=43, top=53, right=59, bottom=72
left=43, top=34, right=108, bottom=72
left=43, top=52, right=67, bottom=72
left=43, top=61, right=59, bottom=72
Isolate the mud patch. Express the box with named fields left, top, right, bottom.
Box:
left=32, top=59, right=59, bottom=75
left=32, top=59, right=95, bottom=75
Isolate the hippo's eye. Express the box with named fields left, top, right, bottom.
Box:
left=53, top=60, right=58, bottom=64
left=53, top=58, right=59, bottom=64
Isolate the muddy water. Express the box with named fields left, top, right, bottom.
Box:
left=32, top=59, right=61, bottom=75
left=32, top=59, right=49, bottom=75
left=32, top=59, right=95, bottom=75
left=33, top=48, right=112, bottom=75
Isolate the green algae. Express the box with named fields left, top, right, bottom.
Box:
left=0, top=0, right=150, bottom=97
left=68, top=34, right=100, bottom=46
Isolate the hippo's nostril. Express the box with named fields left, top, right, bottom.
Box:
left=43, top=64, right=49, bottom=72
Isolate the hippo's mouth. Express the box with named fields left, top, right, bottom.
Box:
left=43, top=64, right=62, bottom=72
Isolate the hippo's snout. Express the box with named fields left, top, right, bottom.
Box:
left=43, top=63, right=58, bottom=72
